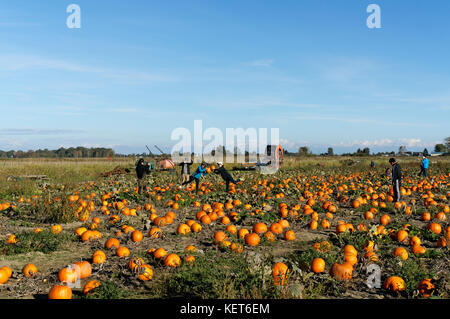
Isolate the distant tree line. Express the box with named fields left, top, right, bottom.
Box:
left=0, top=147, right=115, bottom=158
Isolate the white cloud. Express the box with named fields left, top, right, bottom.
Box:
left=247, top=59, right=275, bottom=67
left=335, top=138, right=439, bottom=149
left=0, top=54, right=179, bottom=83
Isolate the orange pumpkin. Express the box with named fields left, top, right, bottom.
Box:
left=311, top=258, right=325, bottom=273
left=22, top=264, right=38, bottom=278
left=272, top=262, right=289, bottom=286
left=49, top=285, right=72, bottom=299
left=384, top=276, right=405, bottom=292
left=83, top=280, right=101, bottom=295
left=330, top=262, right=353, bottom=281
left=164, top=253, right=181, bottom=267
left=245, top=233, right=260, bottom=246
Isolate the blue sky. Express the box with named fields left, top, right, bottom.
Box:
left=1, top=0, right=449, bottom=154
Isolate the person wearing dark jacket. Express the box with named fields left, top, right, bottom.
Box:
left=136, top=158, right=150, bottom=194
left=389, top=158, right=402, bottom=202
left=213, top=162, right=240, bottom=193
left=179, top=160, right=193, bottom=184
left=182, top=162, right=207, bottom=194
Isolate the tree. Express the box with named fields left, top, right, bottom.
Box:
left=445, top=137, right=450, bottom=151
left=434, top=144, right=446, bottom=153
left=298, top=146, right=311, bottom=156
left=327, top=147, right=334, bottom=156
left=398, top=146, right=407, bottom=154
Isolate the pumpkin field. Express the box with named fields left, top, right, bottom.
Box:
left=0, top=156, right=449, bottom=299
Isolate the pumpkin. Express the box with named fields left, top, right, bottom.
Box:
left=6, top=234, right=18, bottom=244
left=83, top=280, right=101, bottom=295
left=74, top=261, right=92, bottom=279
left=253, top=223, right=268, bottom=234
left=384, top=276, right=405, bottom=292
left=129, top=257, right=145, bottom=272
left=393, top=247, right=408, bottom=260
left=284, top=230, right=295, bottom=241
left=58, top=267, right=78, bottom=283
left=409, top=236, right=421, bottom=247
left=238, top=228, right=250, bottom=239
left=272, top=262, right=289, bottom=286
left=421, top=212, right=431, bottom=221
left=51, top=225, right=62, bottom=234
left=105, top=238, right=120, bottom=249
left=153, top=248, right=168, bottom=259
left=245, top=233, right=260, bottom=246
left=231, top=243, right=243, bottom=253
left=437, top=237, right=447, bottom=248
left=417, top=278, right=434, bottom=298
left=185, top=245, right=196, bottom=252
left=330, top=262, right=353, bottom=281
left=380, top=214, right=391, bottom=225
left=396, top=230, right=409, bottom=243
left=177, top=224, right=191, bottom=235
left=81, top=230, right=95, bottom=242
left=264, top=231, right=276, bottom=242
left=131, top=230, right=143, bottom=242
left=427, top=222, right=442, bottom=235
left=184, top=255, right=196, bottom=263
left=49, top=285, right=72, bottom=299
left=412, top=245, right=426, bottom=254
left=214, top=231, right=227, bottom=243
left=92, top=251, right=106, bottom=264
left=164, top=253, right=181, bottom=267
left=116, top=246, right=130, bottom=258
left=191, top=222, right=202, bottom=233
left=226, top=224, right=237, bottom=234
left=137, top=264, right=153, bottom=280
left=75, top=227, right=88, bottom=236
left=22, top=264, right=38, bottom=278
left=0, top=266, right=12, bottom=279
left=311, top=258, right=325, bottom=273
left=0, top=268, right=10, bottom=284
left=344, top=245, right=358, bottom=256
left=149, top=227, right=162, bottom=238
left=344, top=253, right=358, bottom=266
left=269, top=223, right=283, bottom=234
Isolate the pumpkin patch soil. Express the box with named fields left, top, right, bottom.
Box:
left=0, top=159, right=449, bottom=299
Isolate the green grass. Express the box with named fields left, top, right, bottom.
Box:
left=79, top=280, right=130, bottom=299
left=0, top=230, right=77, bottom=255
left=387, top=258, right=435, bottom=297
left=163, top=250, right=273, bottom=299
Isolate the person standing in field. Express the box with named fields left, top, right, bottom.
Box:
left=213, top=162, right=241, bottom=193
left=182, top=162, right=207, bottom=194
left=389, top=158, right=402, bottom=202
left=136, top=158, right=150, bottom=194
left=179, top=159, right=193, bottom=185
left=418, top=155, right=429, bottom=177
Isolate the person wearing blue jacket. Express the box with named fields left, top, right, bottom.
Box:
left=182, top=162, right=208, bottom=194
left=418, top=155, right=429, bottom=177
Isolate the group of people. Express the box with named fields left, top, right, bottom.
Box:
left=179, top=161, right=241, bottom=194
left=387, top=155, right=430, bottom=203
left=136, top=155, right=431, bottom=202
left=135, top=157, right=240, bottom=195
